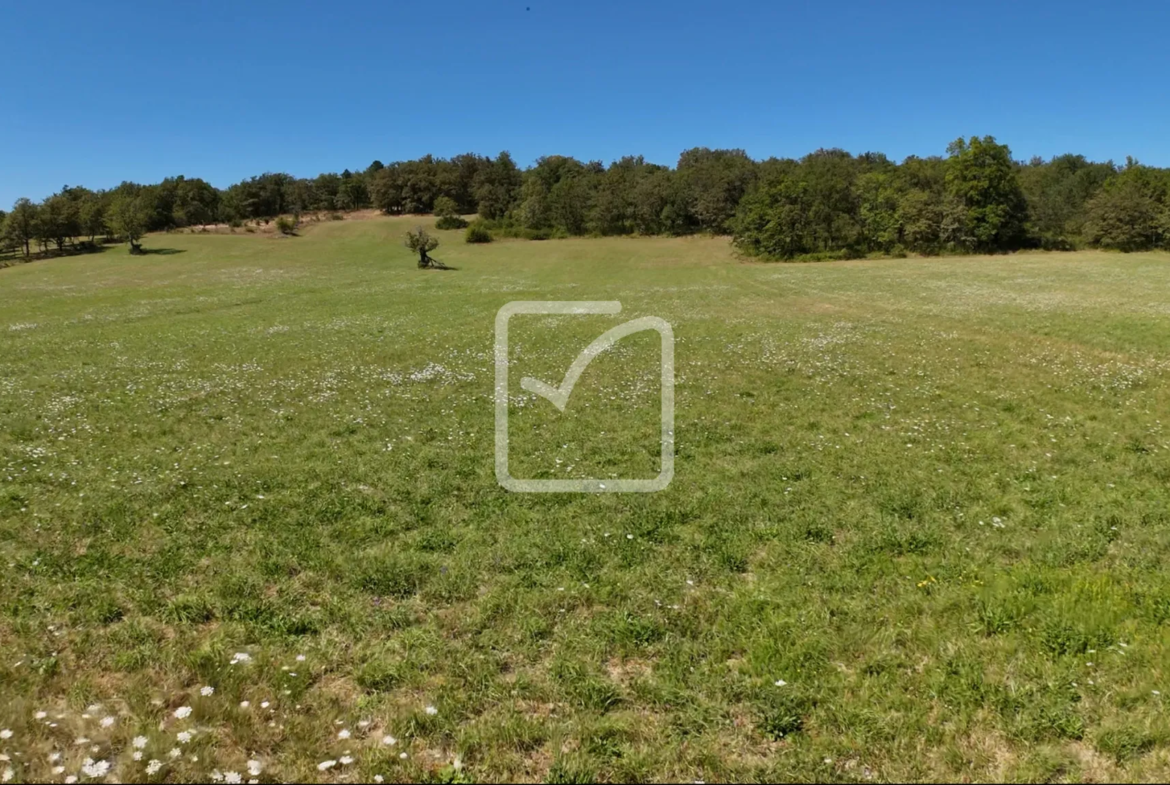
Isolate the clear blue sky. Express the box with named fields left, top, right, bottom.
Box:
left=4, top=0, right=1169, bottom=207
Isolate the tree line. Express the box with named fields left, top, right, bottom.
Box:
left=3, top=137, right=1169, bottom=260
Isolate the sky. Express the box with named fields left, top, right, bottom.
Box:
left=3, top=0, right=1170, bottom=206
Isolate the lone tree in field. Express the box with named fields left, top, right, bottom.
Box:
left=404, top=226, right=445, bottom=268
left=106, top=194, right=151, bottom=254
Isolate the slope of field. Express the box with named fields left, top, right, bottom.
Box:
left=2, top=217, right=1170, bottom=782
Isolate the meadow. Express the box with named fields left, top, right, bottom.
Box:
left=2, top=215, right=1170, bottom=783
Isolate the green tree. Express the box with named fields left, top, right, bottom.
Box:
left=474, top=152, right=523, bottom=221
left=433, top=195, right=458, bottom=219
left=6, top=198, right=39, bottom=257
left=404, top=226, right=440, bottom=268
left=1084, top=169, right=1163, bottom=251
left=106, top=193, right=152, bottom=253
left=944, top=136, right=1028, bottom=253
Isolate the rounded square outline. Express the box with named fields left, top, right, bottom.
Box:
left=494, top=301, right=674, bottom=492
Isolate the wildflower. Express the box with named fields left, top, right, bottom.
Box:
left=424, top=705, right=438, bottom=716
left=317, top=760, right=337, bottom=771
left=338, top=729, right=351, bottom=740
left=177, top=731, right=192, bottom=744
left=1, top=768, right=10, bottom=783
left=382, top=735, right=397, bottom=746
left=239, top=701, right=250, bottom=709
left=50, top=753, right=61, bottom=762
left=399, top=752, right=408, bottom=759
left=230, top=652, right=252, bottom=665
left=132, top=736, right=147, bottom=749
left=35, top=711, right=47, bottom=720
left=259, top=701, right=269, bottom=709
left=340, top=755, right=354, bottom=765
left=0, top=731, right=10, bottom=740
left=296, top=654, right=306, bottom=662
left=247, top=760, right=262, bottom=776
left=374, top=777, right=384, bottom=784
left=168, top=748, right=181, bottom=759
left=173, top=706, right=192, bottom=720
left=53, top=767, right=65, bottom=775
left=200, top=686, right=214, bottom=697
left=224, top=772, right=242, bottom=784
left=66, top=778, right=78, bottom=785
left=145, top=760, right=163, bottom=775
left=81, top=759, right=111, bottom=778
left=132, top=751, right=143, bottom=761
left=775, top=679, right=787, bottom=687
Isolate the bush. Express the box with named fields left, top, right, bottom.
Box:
left=436, top=215, right=469, bottom=230
left=275, top=216, right=296, bottom=235
left=465, top=222, right=493, bottom=243
left=227, top=218, right=243, bottom=229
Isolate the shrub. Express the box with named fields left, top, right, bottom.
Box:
left=465, top=222, right=493, bottom=243
left=275, top=216, right=296, bottom=235
left=227, top=218, right=243, bottom=228
left=433, top=195, right=459, bottom=219
left=436, top=215, right=469, bottom=230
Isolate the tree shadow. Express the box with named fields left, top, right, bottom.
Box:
left=137, top=248, right=187, bottom=256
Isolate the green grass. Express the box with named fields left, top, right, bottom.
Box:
left=3, top=216, right=1170, bottom=782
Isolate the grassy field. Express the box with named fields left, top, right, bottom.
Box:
left=2, top=216, right=1170, bottom=783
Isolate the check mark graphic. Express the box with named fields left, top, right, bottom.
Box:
left=520, top=316, right=665, bottom=412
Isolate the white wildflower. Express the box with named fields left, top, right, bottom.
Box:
left=81, top=759, right=111, bottom=778
left=340, top=755, right=354, bottom=765
left=0, top=731, right=10, bottom=740
left=224, top=772, right=242, bottom=784
left=247, top=760, right=262, bottom=776
left=100, top=716, right=115, bottom=728
left=424, top=705, right=438, bottom=716
left=173, top=706, right=192, bottom=720
left=132, top=751, right=143, bottom=761
left=317, top=760, right=337, bottom=771
left=200, top=686, right=214, bottom=697
left=382, top=735, right=397, bottom=746
left=132, top=736, right=147, bottom=749
left=145, top=759, right=162, bottom=775
left=337, top=729, right=351, bottom=740
left=177, top=731, right=192, bottom=744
